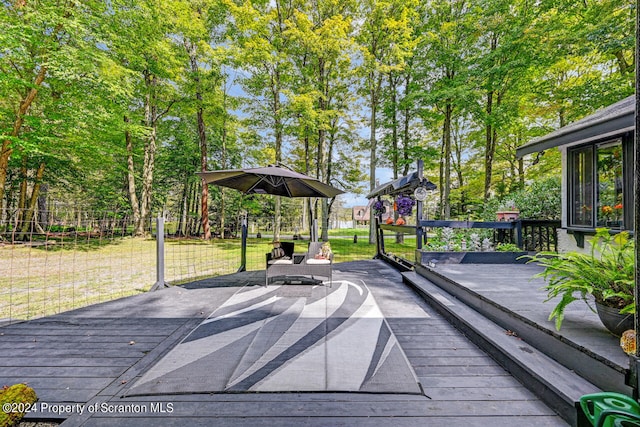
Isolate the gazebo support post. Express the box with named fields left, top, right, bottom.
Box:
left=375, top=216, right=384, bottom=258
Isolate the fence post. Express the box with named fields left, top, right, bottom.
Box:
left=151, top=215, right=169, bottom=291
left=238, top=217, right=247, bottom=273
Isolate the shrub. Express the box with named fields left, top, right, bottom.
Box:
left=483, top=177, right=561, bottom=220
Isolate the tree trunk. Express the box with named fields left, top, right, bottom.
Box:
left=453, top=121, right=466, bottom=214
left=614, top=50, right=631, bottom=76
left=320, top=125, right=337, bottom=242
left=389, top=73, right=404, bottom=243
left=137, top=72, right=158, bottom=236
left=438, top=128, right=445, bottom=219
left=19, top=162, right=45, bottom=236
left=177, top=178, right=188, bottom=237
left=317, top=59, right=327, bottom=239
left=443, top=102, right=452, bottom=219
left=273, top=69, right=283, bottom=242
left=389, top=73, right=399, bottom=180
left=124, top=115, right=141, bottom=233
left=483, top=90, right=495, bottom=203
left=187, top=39, right=211, bottom=240
left=126, top=64, right=175, bottom=237
left=518, top=157, right=525, bottom=188
left=303, top=130, right=311, bottom=235
left=402, top=72, right=412, bottom=176
left=219, top=90, right=229, bottom=239
left=17, top=157, right=28, bottom=227
left=368, top=75, right=380, bottom=244
left=220, top=188, right=226, bottom=238
left=483, top=34, right=499, bottom=203
left=188, top=181, right=198, bottom=236
left=38, top=183, right=48, bottom=228
left=0, top=65, right=47, bottom=210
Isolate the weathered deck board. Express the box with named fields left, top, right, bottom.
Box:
left=0, top=260, right=568, bottom=426
left=430, top=263, right=627, bottom=368
left=0, top=357, right=140, bottom=367
left=82, top=415, right=566, bottom=427
left=75, top=398, right=556, bottom=417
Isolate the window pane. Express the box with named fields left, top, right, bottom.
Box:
left=570, top=147, right=593, bottom=226
left=596, top=143, right=623, bottom=228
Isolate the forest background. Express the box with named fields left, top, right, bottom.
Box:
left=0, top=0, right=635, bottom=243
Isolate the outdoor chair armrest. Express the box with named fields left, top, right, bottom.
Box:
left=596, top=409, right=640, bottom=427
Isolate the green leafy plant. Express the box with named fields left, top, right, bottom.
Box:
left=0, top=383, right=38, bottom=426
left=495, top=242, right=521, bottom=252
left=523, top=228, right=634, bottom=330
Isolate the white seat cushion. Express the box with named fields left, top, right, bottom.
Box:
left=268, top=259, right=294, bottom=265
left=306, top=258, right=330, bottom=265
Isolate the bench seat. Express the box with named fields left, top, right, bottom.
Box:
left=266, top=242, right=333, bottom=286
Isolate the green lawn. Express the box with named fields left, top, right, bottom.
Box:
left=0, top=233, right=417, bottom=321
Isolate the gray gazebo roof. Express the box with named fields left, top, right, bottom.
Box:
left=366, top=171, right=436, bottom=199
left=516, top=95, right=635, bottom=158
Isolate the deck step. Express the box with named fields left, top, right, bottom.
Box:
left=408, top=264, right=631, bottom=395
left=402, top=269, right=600, bottom=426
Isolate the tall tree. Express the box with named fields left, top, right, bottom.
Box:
left=414, top=0, right=476, bottom=219
left=225, top=0, right=295, bottom=241
left=287, top=1, right=357, bottom=240
left=106, top=0, right=183, bottom=235
left=358, top=0, right=417, bottom=242
left=0, top=0, right=106, bottom=215
left=472, top=0, right=537, bottom=202
left=177, top=0, right=228, bottom=239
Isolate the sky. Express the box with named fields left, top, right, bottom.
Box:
left=224, top=69, right=399, bottom=209
left=339, top=167, right=395, bottom=208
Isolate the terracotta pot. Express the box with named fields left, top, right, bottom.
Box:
left=395, top=217, right=405, bottom=225
left=496, top=210, right=520, bottom=221
left=595, top=301, right=633, bottom=337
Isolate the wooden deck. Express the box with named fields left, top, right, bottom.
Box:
left=410, top=263, right=629, bottom=386
left=403, top=262, right=636, bottom=426
left=0, top=260, right=566, bottom=426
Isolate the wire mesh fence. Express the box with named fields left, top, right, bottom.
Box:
left=0, top=210, right=387, bottom=324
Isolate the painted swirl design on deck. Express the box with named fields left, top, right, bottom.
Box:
left=127, top=280, right=422, bottom=395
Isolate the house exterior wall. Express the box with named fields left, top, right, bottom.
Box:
left=560, top=146, right=568, bottom=229
left=556, top=229, right=593, bottom=253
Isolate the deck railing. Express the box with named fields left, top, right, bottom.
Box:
left=418, top=219, right=560, bottom=252
left=518, top=220, right=561, bottom=252
left=375, top=218, right=561, bottom=267
left=0, top=209, right=374, bottom=323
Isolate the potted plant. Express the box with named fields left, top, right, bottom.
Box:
left=523, top=228, right=634, bottom=336
left=372, top=200, right=386, bottom=218
left=395, top=195, right=415, bottom=225
left=496, top=199, right=520, bottom=221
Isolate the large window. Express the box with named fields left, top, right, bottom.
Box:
left=596, top=143, right=624, bottom=228
left=568, top=140, right=624, bottom=229
left=570, top=146, right=593, bottom=226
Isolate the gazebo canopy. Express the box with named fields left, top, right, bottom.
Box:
left=366, top=171, right=436, bottom=199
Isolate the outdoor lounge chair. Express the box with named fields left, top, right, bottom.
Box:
left=265, top=241, right=333, bottom=286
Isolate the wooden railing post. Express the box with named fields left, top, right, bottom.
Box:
left=516, top=220, right=523, bottom=249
